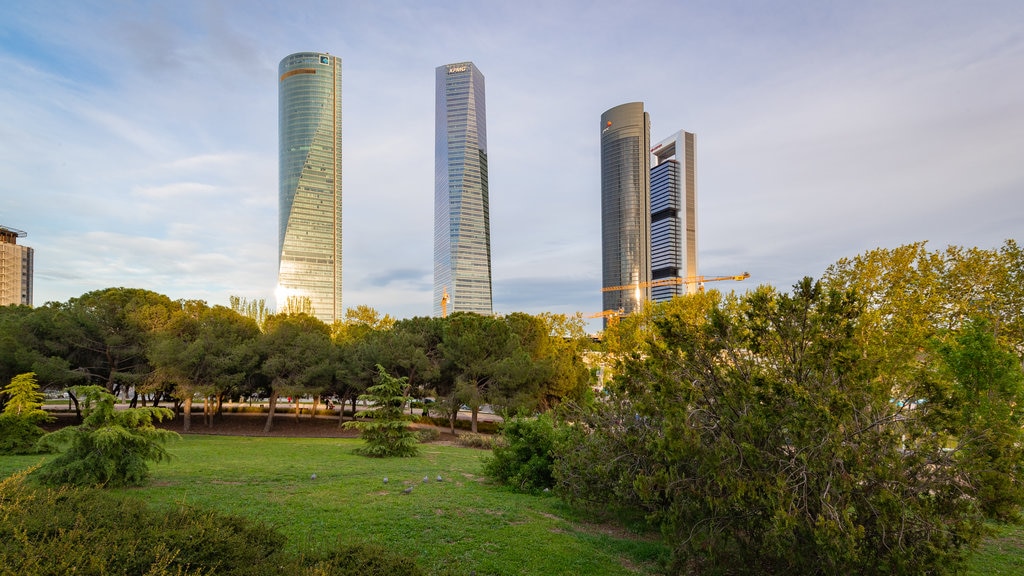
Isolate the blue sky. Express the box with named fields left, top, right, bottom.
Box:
left=1, top=1, right=1022, bottom=330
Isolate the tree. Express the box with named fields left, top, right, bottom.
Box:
left=556, top=280, right=989, bottom=574
left=440, top=313, right=535, bottom=432
left=0, top=372, right=53, bottom=454
left=931, top=317, right=1024, bottom=521
left=36, top=385, right=178, bottom=487
left=259, top=313, right=332, bottom=432
left=344, top=365, right=419, bottom=457
left=148, top=302, right=261, bottom=432
left=51, top=288, right=176, bottom=398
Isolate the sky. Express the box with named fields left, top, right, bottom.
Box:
left=1, top=0, right=1022, bottom=331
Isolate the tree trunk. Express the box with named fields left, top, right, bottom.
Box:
left=263, top=391, right=278, bottom=433
left=129, top=391, right=139, bottom=408
left=183, top=396, right=193, bottom=432
left=449, top=412, right=456, bottom=435
left=216, top=393, right=224, bottom=416
left=471, top=406, right=479, bottom=434
left=204, top=396, right=213, bottom=428
left=293, top=395, right=301, bottom=420
left=311, top=396, right=320, bottom=420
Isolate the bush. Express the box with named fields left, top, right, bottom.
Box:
left=0, top=467, right=427, bottom=576
left=452, top=432, right=495, bottom=449
left=483, top=413, right=565, bottom=492
left=0, top=372, right=53, bottom=455
left=415, top=427, right=441, bottom=443
left=0, top=413, right=49, bottom=455
left=35, top=385, right=178, bottom=487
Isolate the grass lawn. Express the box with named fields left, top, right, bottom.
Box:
left=0, top=436, right=666, bottom=576
left=2, top=435, right=1021, bottom=575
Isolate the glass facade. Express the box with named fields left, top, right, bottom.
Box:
left=278, top=52, right=343, bottom=324
left=434, top=62, right=491, bottom=316
left=650, top=130, right=698, bottom=301
left=600, top=103, right=650, bottom=316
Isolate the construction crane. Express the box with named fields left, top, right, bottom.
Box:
left=440, top=287, right=450, bottom=318
left=601, top=272, right=750, bottom=294
left=587, top=309, right=623, bottom=320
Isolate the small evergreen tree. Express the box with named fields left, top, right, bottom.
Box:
left=345, top=365, right=419, bottom=457
left=35, top=385, right=178, bottom=487
left=0, top=372, right=53, bottom=455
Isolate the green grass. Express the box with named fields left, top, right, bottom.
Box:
left=0, top=436, right=666, bottom=576
left=967, top=522, right=1024, bottom=575
left=3, top=436, right=1022, bottom=575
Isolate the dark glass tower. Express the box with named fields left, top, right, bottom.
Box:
left=600, top=102, right=651, bottom=316
left=434, top=61, right=491, bottom=316
left=650, top=130, right=698, bottom=301
left=278, top=52, right=343, bottom=323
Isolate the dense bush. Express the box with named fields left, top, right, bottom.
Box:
left=0, top=467, right=430, bottom=576
left=35, top=385, right=178, bottom=487
left=0, top=373, right=52, bottom=455
left=0, top=414, right=49, bottom=455
left=556, top=281, right=1005, bottom=575
left=415, top=427, right=441, bottom=443
left=483, top=413, right=565, bottom=492
left=452, top=432, right=495, bottom=449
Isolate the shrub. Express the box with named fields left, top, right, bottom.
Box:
left=0, top=467, right=427, bottom=576
left=483, top=413, right=565, bottom=492
left=0, top=372, right=53, bottom=455
left=415, top=427, right=441, bottom=443
left=453, top=432, right=496, bottom=449
left=35, top=385, right=178, bottom=487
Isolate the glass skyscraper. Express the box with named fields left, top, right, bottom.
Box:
left=600, top=102, right=651, bottom=316
left=278, top=52, right=343, bottom=324
left=650, top=130, right=698, bottom=301
left=434, top=61, right=491, bottom=316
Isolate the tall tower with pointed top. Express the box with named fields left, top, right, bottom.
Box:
left=434, top=61, right=491, bottom=316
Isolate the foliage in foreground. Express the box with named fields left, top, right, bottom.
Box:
left=35, top=385, right=179, bottom=487
left=0, top=373, right=53, bottom=455
left=483, top=412, right=566, bottom=493
left=558, top=279, right=1023, bottom=575
left=345, top=365, right=420, bottom=457
left=0, top=467, right=425, bottom=576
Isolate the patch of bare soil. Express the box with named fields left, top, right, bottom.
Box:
left=43, top=411, right=463, bottom=442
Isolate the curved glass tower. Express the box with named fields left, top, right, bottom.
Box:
left=434, top=61, right=491, bottom=316
left=278, top=52, right=342, bottom=323
left=600, top=102, right=650, bottom=316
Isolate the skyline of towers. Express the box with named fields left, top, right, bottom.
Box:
left=0, top=225, right=33, bottom=307
left=277, top=52, right=344, bottom=324
left=601, top=103, right=698, bottom=317
left=433, top=61, right=492, bottom=316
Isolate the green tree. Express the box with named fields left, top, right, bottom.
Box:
left=440, top=313, right=535, bottom=433
left=344, top=365, right=419, bottom=457
left=52, top=288, right=177, bottom=398
left=557, top=280, right=987, bottom=574
left=148, top=302, right=261, bottom=432
left=931, top=317, right=1024, bottom=521
left=259, top=313, right=332, bottom=432
left=0, top=372, right=53, bottom=454
left=36, top=385, right=178, bottom=487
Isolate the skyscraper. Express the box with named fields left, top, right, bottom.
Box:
left=434, top=61, right=491, bottom=316
left=0, top=225, right=33, bottom=306
left=650, top=130, right=698, bottom=301
left=600, top=102, right=651, bottom=316
left=278, top=52, right=343, bottom=324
